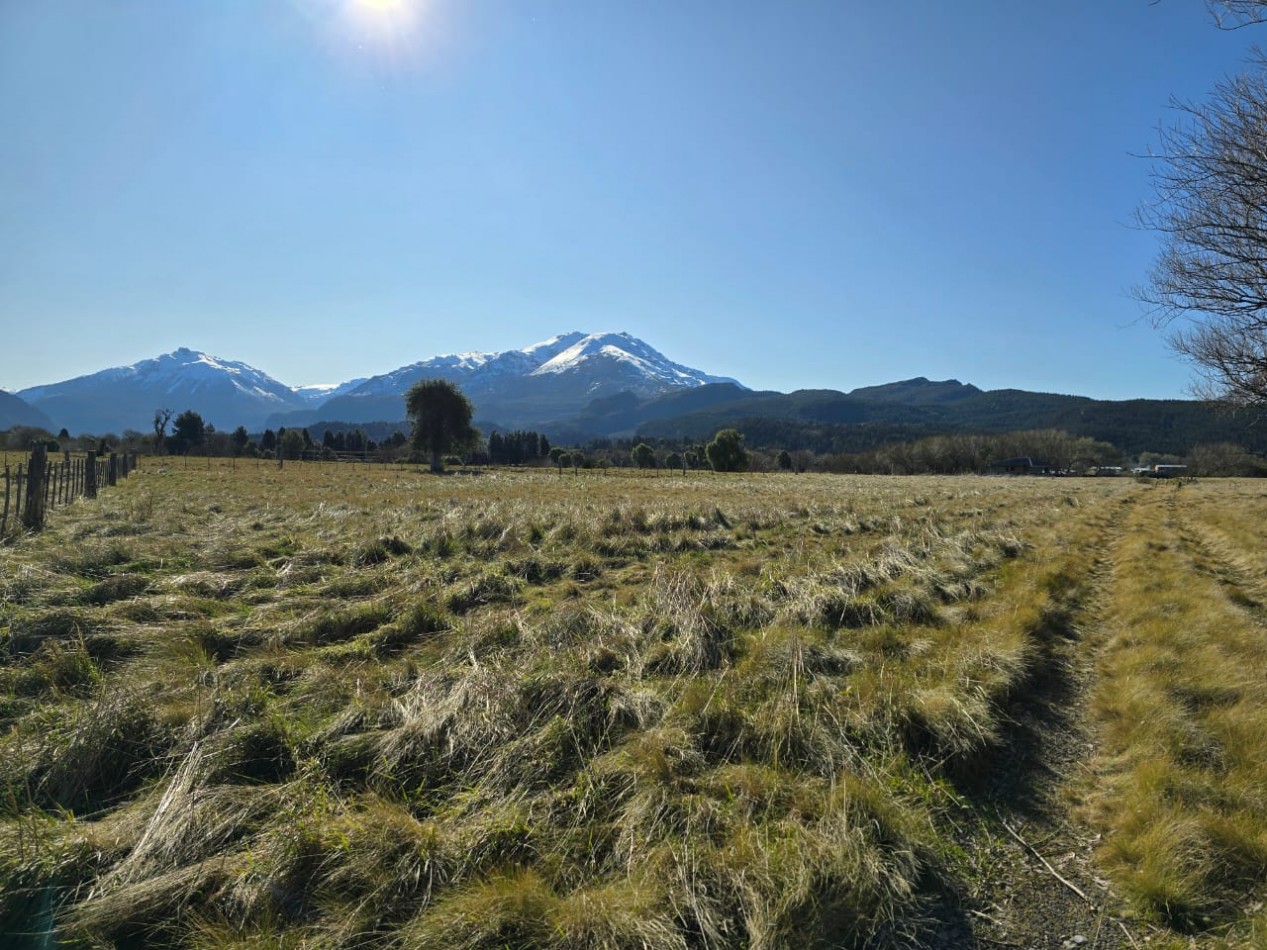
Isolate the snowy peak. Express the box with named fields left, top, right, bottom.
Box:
left=21, top=348, right=298, bottom=405
left=519, top=331, right=589, bottom=360
left=530, top=332, right=733, bottom=389
left=13, top=333, right=745, bottom=433
left=18, top=348, right=308, bottom=433
left=141, top=348, right=300, bottom=403
left=285, top=331, right=744, bottom=429
left=340, top=330, right=724, bottom=400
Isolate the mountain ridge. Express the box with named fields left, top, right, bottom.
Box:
left=10, top=343, right=1265, bottom=459
left=14, top=333, right=743, bottom=435
left=266, top=331, right=741, bottom=429
left=0, top=391, right=55, bottom=432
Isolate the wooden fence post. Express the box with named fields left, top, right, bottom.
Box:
left=108, top=453, right=118, bottom=487
left=14, top=463, right=23, bottom=523
left=1, top=465, right=9, bottom=535
left=85, top=451, right=98, bottom=499
left=23, top=445, right=47, bottom=531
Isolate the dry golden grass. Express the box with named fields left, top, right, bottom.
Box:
left=0, top=460, right=1264, bottom=947
left=1087, top=483, right=1267, bottom=942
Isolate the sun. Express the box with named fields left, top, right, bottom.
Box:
left=343, top=0, right=426, bottom=51
left=356, top=0, right=407, bottom=13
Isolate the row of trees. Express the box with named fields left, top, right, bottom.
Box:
left=487, top=430, right=552, bottom=465
left=404, top=380, right=759, bottom=474
left=146, top=408, right=410, bottom=462
left=3, top=412, right=1262, bottom=476
left=7, top=369, right=1264, bottom=476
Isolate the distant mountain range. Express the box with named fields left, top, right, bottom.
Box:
left=5, top=334, right=1266, bottom=457
left=270, top=331, right=740, bottom=430
left=0, top=390, right=55, bottom=432
left=576, top=377, right=1267, bottom=457
left=9, top=333, right=738, bottom=435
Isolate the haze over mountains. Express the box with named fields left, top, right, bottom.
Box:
left=3, top=331, right=1263, bottom=458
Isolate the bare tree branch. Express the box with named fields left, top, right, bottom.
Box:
left=1137, top=52, right=1267, bottom=403
left=1208, top=1, right=1267, bottom=30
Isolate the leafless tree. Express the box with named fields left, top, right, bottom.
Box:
left=153, top=408, right=172, bottom=455
left=1207, top=1, right=1267, bottom=29
left=1138, top=54, right=1267, bottom=403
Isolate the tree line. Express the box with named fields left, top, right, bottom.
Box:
left=4, top=376, right=1265, bottom=477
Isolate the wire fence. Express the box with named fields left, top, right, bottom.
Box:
left=1, top=447, right=138, bottom=536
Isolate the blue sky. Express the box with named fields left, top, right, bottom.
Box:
left=0, top=1, right=1256, bottom=398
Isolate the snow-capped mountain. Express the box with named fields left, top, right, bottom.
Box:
left=301, top=332, right=741, bottom=427
left=341, top=332, right=588, bottom=399
left=19, top=348, right=308, bottom=434
left=12, top=334, right=743, bottom=435
left=531, top=332, right=723, bottom=386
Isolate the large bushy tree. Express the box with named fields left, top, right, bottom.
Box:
left=406, top=379, right=478, bottom=473
left=706, top=429, right=748, bottom=473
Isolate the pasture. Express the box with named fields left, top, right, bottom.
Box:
left=2, top=461, right=1266, bottom=948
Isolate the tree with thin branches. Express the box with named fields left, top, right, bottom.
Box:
left=1138, top=52, right=1267, bottom=403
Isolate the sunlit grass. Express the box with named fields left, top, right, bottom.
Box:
left=1087, top=484, right=1267, bottom=939
left=1, top=460, right=1264, bottom=946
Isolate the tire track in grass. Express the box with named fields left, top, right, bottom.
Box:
left=941, top=488, right=1148, bottom=950
left=1084, top=485, right=1267, bottom=945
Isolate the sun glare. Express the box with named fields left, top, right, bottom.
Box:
left=357, top=0, right=407, bottom=14
left=342, top=0, right=428, bottom=57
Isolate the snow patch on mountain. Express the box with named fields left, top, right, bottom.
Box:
left=22, top=348, right=300, bottom=407
left=340, top=331, right=736, bottom=400
left=530, top=332, right=738, bottom=389
left=18, top=348, right=312, bottom=433
left=293, top=378, right=370, bottom=405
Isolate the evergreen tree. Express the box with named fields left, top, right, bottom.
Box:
left=279, top=429, right=305, bottom=461
left=168, top=410, right=206, bottom=456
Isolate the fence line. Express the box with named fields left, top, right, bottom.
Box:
left=0, top=449, right=137, bottom=536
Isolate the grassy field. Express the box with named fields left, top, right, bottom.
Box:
left=2, top=460, right=1266, bottom=948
